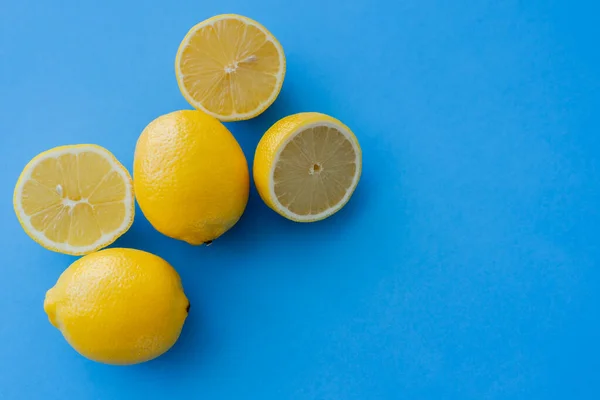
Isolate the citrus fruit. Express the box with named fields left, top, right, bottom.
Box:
left=13, top=144, right=134, bottom=255
left=134, top=110, right=249, bottom=244
left=175, top=14, right=286, bottom=121
left=44, top=248, right=189, bottom=365
left=253, top=113, right=362, bottom=222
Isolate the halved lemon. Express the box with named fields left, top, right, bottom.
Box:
left=175, top=14, right=286, bottom=121
left=13, top=145, right=134, bottom=255
left=253, top=113, right=362, bottom=222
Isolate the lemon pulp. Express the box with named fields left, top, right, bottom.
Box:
left=175, top=14, right=286, bottom=121
left=13, top=145, right=134, bottom=255
left=254, top=113, right=362, bottom=222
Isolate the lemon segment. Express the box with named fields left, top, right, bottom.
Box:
left=175, top=14, right=286, bottom=121
left=13, top=145, right=134, bottom=255
left=253, top=113, right=362, bottom=222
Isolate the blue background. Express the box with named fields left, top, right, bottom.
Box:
left=1, top=0, right=599, bottom=398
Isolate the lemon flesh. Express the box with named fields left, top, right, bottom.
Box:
left=254, top=113, right=362, bottom=222
left=175, top=14, right=286, bottom=121
left=44, top=248, right=189, bottom=365
left=13, top=145, right=134, bottom=255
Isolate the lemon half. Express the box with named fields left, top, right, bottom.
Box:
left=175, top=14, right=286, bottom=121
left=13, top=144, right=134, bottom=255
left=253, top=113, right=362, bottom=222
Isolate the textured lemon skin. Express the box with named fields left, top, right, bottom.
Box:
left=13, top=144, right=135, bottom=256
left=174, top=14, right=286, bottom=122
left=134, top=110, right=249, bottom=244
left=44, top=248, right=189, bottom=365
left=253, top=112, right=362, bottom=222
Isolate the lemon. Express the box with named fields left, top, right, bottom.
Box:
left=175, top=14, right=286, bottom=121
left=253, top=113, right=362, bottom=222
left=44, top=248, right=189, bottom=365
left=134, top=110, right=249, bottom=244
left=13, top=144, right=134, bottom=255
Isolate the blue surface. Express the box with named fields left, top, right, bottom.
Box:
left=1, top=0, right=599, bottom=398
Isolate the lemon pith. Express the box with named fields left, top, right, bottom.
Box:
left=13, top=144, right=134, bottom=255
left=134, top=110, right=249, bottom=244
left=44, top=248, right=189, bottom=365
left=175, top=14, right=286, bottom=121
left=253, top=112, right=362, bottom=222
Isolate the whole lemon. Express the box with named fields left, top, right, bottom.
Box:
left=134, top=110, right=249, bottom=245
left=44, top=248, right=189, bottom=365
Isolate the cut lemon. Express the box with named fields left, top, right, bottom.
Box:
left=253, top=113, right=362, bottom=222
left=175, top=14, right=286, bottom=121
left=13, top=145, right=134, bottom=255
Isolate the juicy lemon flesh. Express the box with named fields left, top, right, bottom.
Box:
left=274, top=125, right=358, bottom=217
left=177, top=15, right=284, bottom=120
left=16, top=146, right=132, bottom=254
